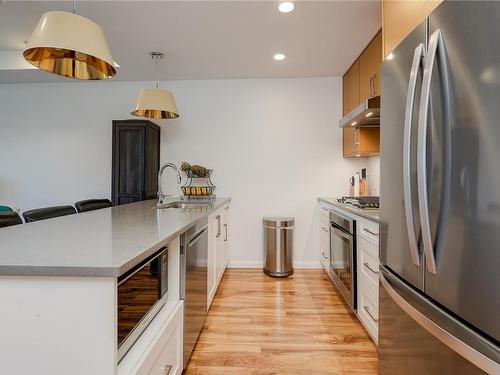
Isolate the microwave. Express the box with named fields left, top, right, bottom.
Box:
left=117, top=247, right=168, bottom=361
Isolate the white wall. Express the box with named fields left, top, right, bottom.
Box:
left=0, top=77, right=364, bottom=267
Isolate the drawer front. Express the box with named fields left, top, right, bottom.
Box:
left=319, top=213, right=330, bottom=265
left=147, top=307, right=183, bottom=375
left=320, top=227, right=329, bottom=252
left=320, top=249, right=329, bottom=270
left=358, top=237, right=379, bottom=289
left=319, top=205, right=331, bottom=218
left=357, top=284, right=379, bottom=344
left=358, top=219, right=380, bottom=245
left=147, top=321, right=183, bottom=375
left=319, top=213, right=330, bottom=233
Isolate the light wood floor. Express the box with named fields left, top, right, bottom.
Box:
left=185, top=269, right=378, bottom=374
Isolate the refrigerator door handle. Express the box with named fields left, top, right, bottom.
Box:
left=380, top=270, right=500, bottom=374
left=417, top=29, right=452, bottom=274
left=403, top=43, right=426, bottom=267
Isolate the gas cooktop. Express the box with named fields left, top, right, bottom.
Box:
left=337, top=196, right=379, bottom=210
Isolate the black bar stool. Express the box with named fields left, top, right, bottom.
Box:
left=22, top=205, right=76, bottom=223
left=75, top=199, right=112, bottom=213
left=0, top=211, right=23, bottom=228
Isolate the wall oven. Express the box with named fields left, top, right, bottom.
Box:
left=117, top=248, right=168, bottom=360
left=329, top=210, right=356, bottom=310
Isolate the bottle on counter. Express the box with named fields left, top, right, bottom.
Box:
left=354, top=172, right=360, bottom=197
left=360, top=168, right=368, bottom=197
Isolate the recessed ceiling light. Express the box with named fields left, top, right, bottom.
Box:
left=279, top=1, right=294, bottom=13
left=365, top=112, right=373, bottom=117
left=351, top=121, right=357, bottom=126
left=386, top=52, right=394, bottom=60
left=274, top=53, right=286, bottom=61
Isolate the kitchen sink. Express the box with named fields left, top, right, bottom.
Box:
left=157, top=200, right=212, bottom=210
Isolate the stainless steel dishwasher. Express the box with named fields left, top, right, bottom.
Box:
left=180, top=220, right=208, bottom=368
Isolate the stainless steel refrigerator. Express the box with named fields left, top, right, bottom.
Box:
left=380, top=1, right=500, bottom=374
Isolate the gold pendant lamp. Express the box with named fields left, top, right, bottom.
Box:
left=23, top=1, right=116, bottom=80
left=131, top=52, right=179, bottom=120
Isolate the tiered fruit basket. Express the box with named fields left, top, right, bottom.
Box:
left=180, top=169, right=216, bottom=200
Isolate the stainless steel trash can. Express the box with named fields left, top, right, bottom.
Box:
left=263, top=217, right=294, bottom=277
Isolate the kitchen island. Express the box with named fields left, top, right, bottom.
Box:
left=0, top=198, right=231, bottom=374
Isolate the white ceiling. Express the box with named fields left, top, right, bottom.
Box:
left=0, top=1, right=381, bottom=83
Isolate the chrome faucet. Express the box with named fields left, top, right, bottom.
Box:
left=157, top=163, right=181, bottom=205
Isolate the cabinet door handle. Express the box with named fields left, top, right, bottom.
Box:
left=363, top=227, right=379, bottom=236
left=363, top=305, right=379, bottom=323
left=216, top=215, right=221, bottom=237
left=161, top=365, right=172, bottom=374
left=224, top=223, right=228, bottom=241
left=363, top=262, right=379, bottom=275
left=321, top=252, right=328, bottom=259
left=369, top=74, right=377, bottom=97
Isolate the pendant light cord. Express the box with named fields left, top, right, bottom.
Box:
left=150, top=52, right=164, bottom=89
left=155, top=55, right=159, bottom=89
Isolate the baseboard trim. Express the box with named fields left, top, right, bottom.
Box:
left=228, top=261, right=322, bottom=269
left=228, top=261, right=262, bottom=268
left=294, top=261, right=322, bottom=269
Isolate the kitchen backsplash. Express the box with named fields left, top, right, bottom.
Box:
left=367, top=156, right=380, bottom=196
left=350, top=156, right=380, bottom=196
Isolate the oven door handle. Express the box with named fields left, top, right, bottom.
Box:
left=330, top=223, right=352, bottom=240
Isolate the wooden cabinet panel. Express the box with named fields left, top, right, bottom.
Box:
left=382, top=0, right=441, bottom=58
left=343, top=127, right=358, bottom=156
left=343, top=127, right=380, bottom=158
left=359, top=31, right=382, bottom=101
left=343, top=59, right=360, bottom=116
left=342, top=31, right=381, bottom=159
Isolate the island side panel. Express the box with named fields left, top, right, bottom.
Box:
left=168, top=236, right=181, bottom=302
left=0, top=276, right=116, bottom=374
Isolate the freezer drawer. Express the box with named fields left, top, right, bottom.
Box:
left=379, top=267, right=500, bottom=375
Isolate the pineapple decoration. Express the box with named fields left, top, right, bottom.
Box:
left=180, top=161, right=192, bottom=174
left=180, top=161, right=215, bottom=199
left=180, top=161, right=209, bottom=178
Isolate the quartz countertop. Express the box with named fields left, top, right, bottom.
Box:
left=318, top=197, right=380, bottom=223
left=0, top=198, right=230, bottom=277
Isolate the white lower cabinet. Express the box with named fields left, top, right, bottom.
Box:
left=146, top=308, right=183, bottom=375
left=118, top=301, right=184, bottom=375
left=222, top=205, right=230, bottom=267
left=356, top=219, right=380, bottom=344
left=319, top=206, right=330, bottom=272
left=318, top=201, right=379, bottom=345
left=208, top=202, right=231, bottom=308
left=357, top=279, right=379, bottom=343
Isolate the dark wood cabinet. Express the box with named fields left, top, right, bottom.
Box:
left=112, top=120, right=160, bottom=205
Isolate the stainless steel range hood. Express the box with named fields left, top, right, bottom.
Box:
left=338, top=95, right=380, bottom=128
